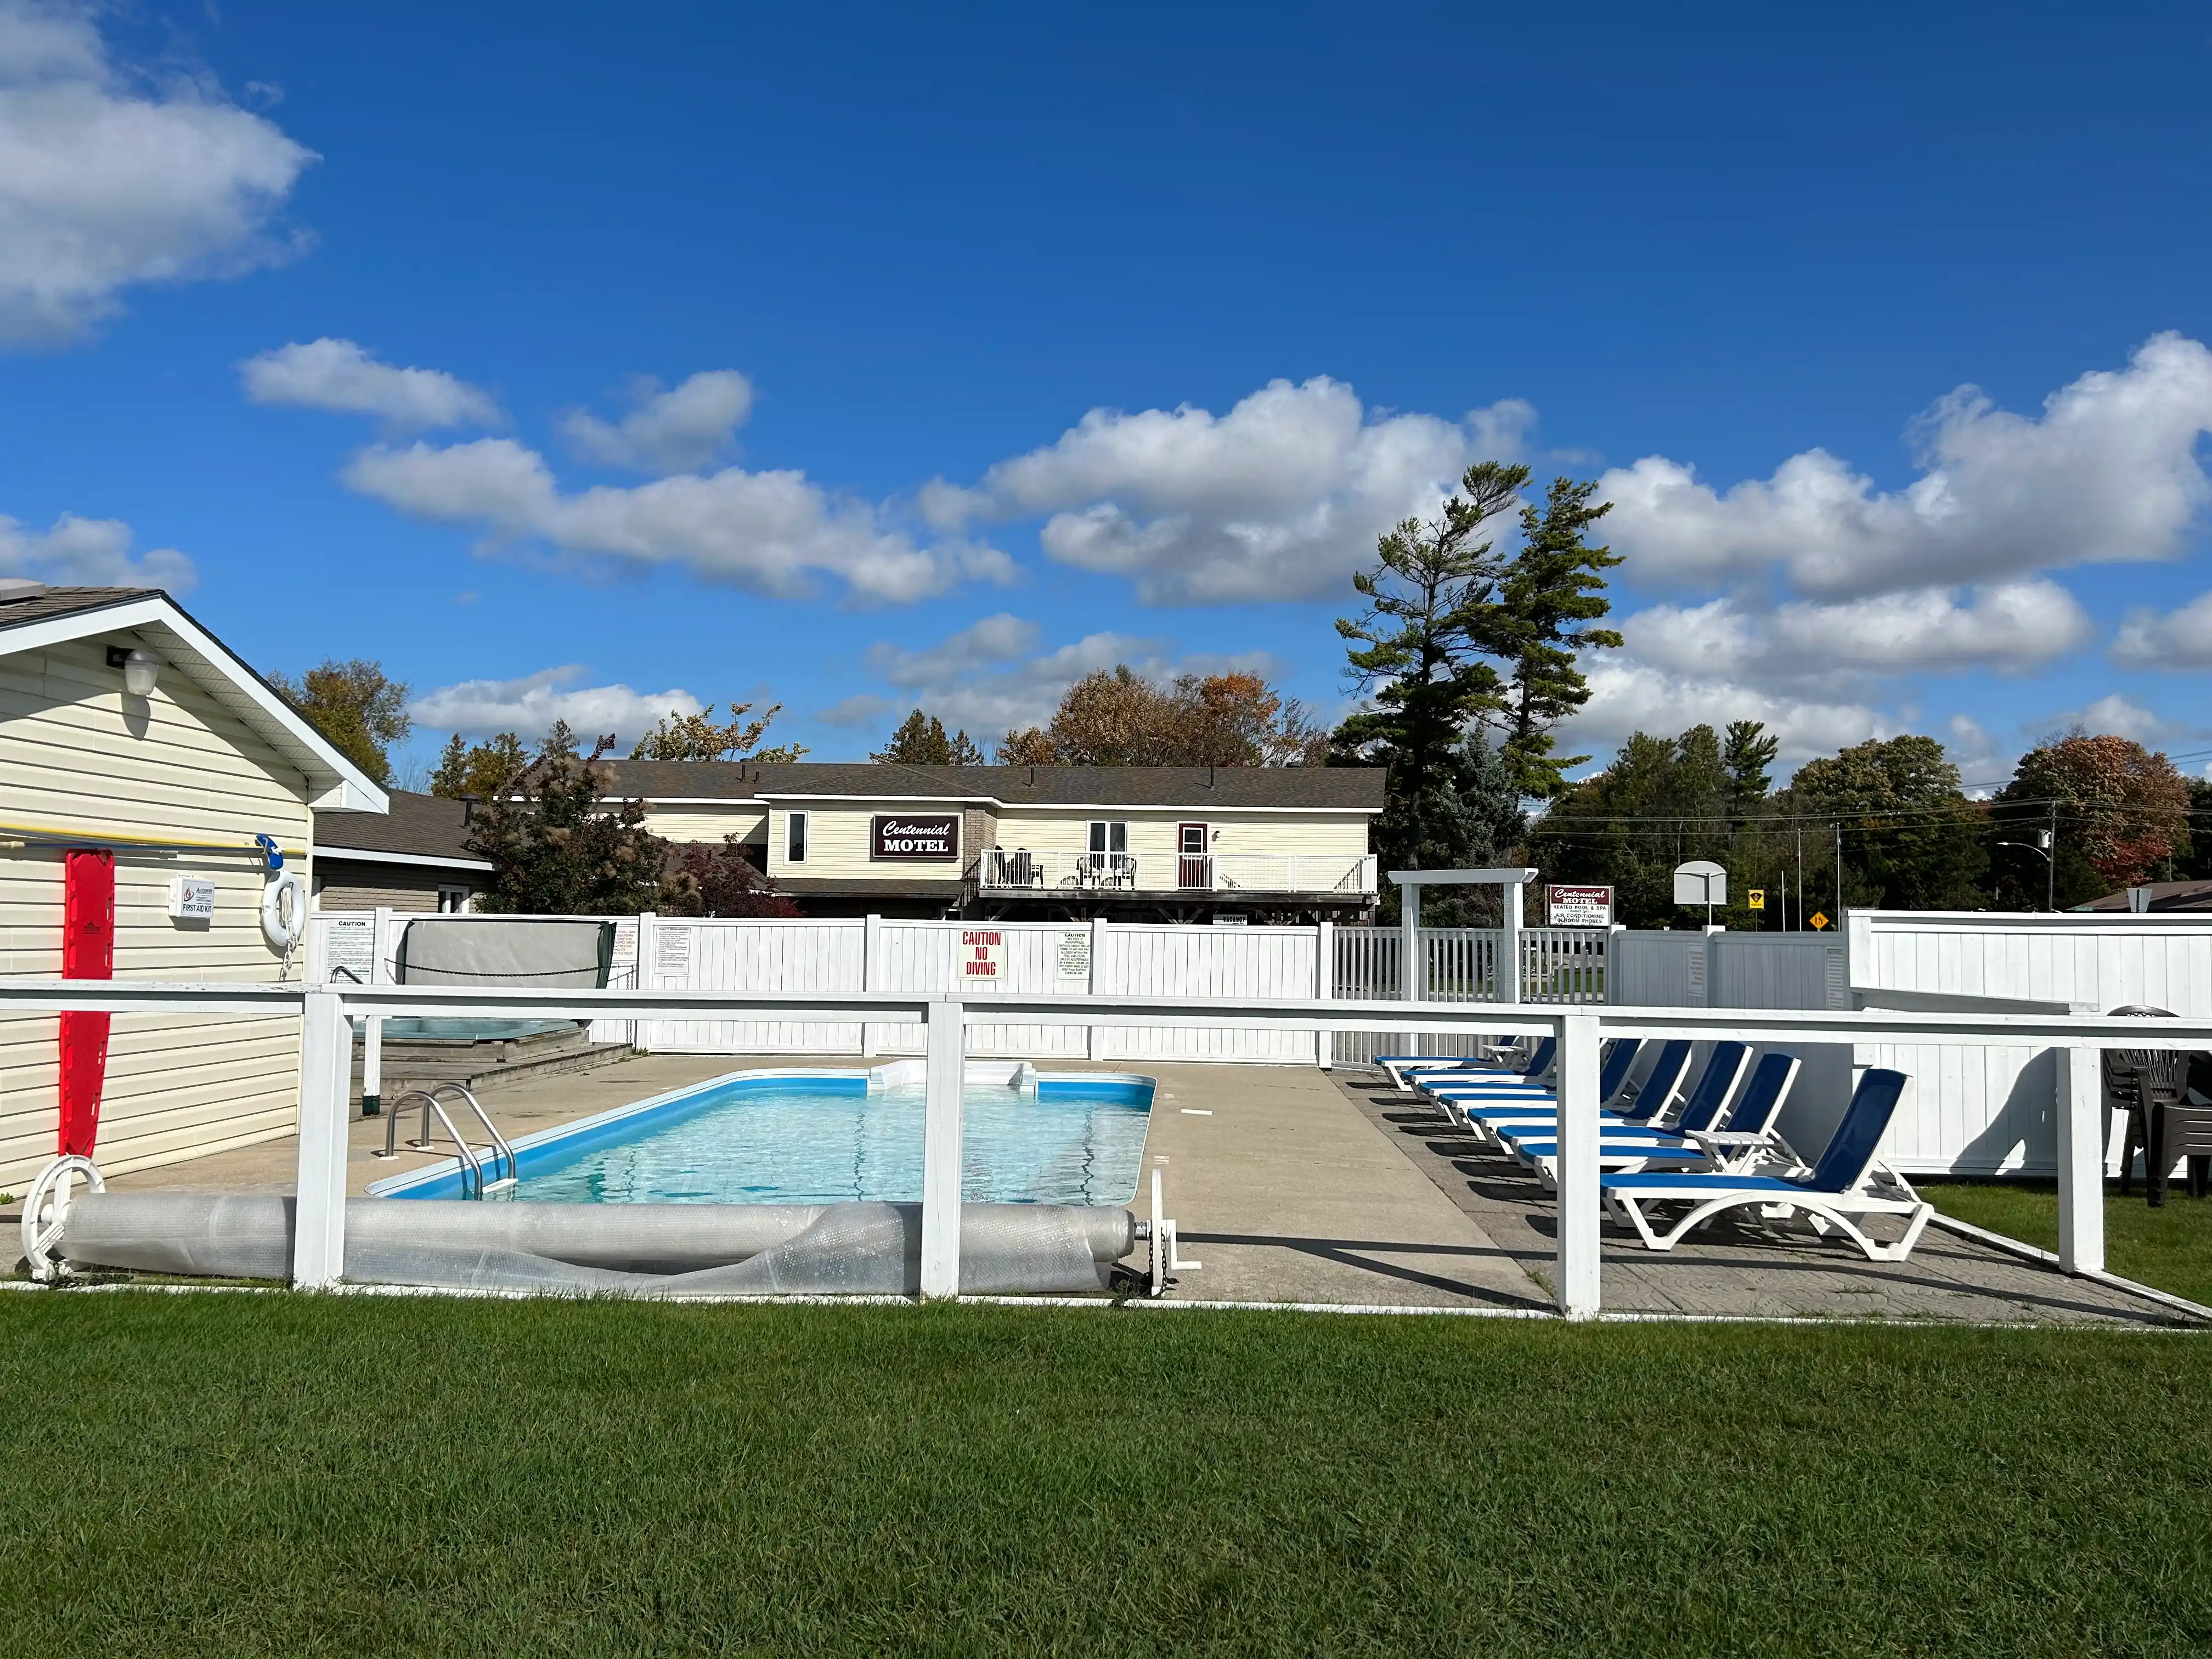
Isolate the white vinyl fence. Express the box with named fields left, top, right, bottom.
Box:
left=1328, top=926, right=1609, bottom=1064
left=311, top=905, right=2212, bottom=1176
left=1604, top=930, right=1858, bottom=1167
left=1848, top=910, right=2212, bottom=1177
left=318, top=911, right=1610, bottom=1067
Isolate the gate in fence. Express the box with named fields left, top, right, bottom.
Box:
left=1328, top=925, right=1609, bottom=1064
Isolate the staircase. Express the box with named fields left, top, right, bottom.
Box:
left=349, top=1023, right=635, bottom=1111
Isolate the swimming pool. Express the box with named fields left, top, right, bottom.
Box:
left=367, top=1063, right=1155, bottom=1206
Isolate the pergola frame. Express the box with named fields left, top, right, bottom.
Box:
left=1389, top=867, right=1539, bottom=1003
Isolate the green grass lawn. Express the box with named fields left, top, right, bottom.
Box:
left=2, top=1296, right=2209, bottom=1655
left=1931, top=1181, right=2212, bottom=1306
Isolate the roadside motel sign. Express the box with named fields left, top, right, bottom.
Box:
left=1545, top=883, right=1613, bottom=927
left=961, top=928, right=1004, bottom=986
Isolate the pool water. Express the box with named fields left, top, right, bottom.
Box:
left=491, top=1074, right=1153, bottom=1206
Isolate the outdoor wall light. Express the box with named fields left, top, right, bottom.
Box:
left=106, top=645, right=161, bottom=696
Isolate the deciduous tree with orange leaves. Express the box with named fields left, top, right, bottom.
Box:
left=1995, top=730, right=2191, bottom=904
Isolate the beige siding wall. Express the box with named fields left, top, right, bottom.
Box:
left=992, top=809, right=1371, bottom=860
left=313, top=863, right=479, bottom=913
left=639, top=802, right=768, bottom=844
left=0, top=635, right=315, bottom=1189
left=767, top=800, right=970, bottom=883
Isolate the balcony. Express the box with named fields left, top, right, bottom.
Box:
left=979, top=848, right=1378, bottom=896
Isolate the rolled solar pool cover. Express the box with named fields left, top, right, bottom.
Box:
left=58, top=1194, right=1136, bottom=1296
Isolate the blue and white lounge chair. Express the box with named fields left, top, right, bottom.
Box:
left=1503, top=1045, right=1785, bottom=1184
left=1468, top=1040, right=1702, bottom=1153
left=1430, top=1039, right=1658, bottom=1137
left=1601, top=1067, right=1933, bottom=1262
left=1403, top=1038, right=1560, bottom=1120
left=1379, top=1039, right=1527, bottom=1093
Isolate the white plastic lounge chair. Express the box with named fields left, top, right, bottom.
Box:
left=1504, top=1045, right=1781, bottom=1184
left=1601, top=1068, right=1933, bottom=1262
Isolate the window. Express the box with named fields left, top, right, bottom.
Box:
left=437, top=885, right=469, bottom=913
left=1087, top=820, right=1127, bottom=855
left=786, top=811, right=809, bottom=864
left=1180, top=823, right=1207, bottom=855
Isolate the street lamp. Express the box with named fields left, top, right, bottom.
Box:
left=1995, top=827, right=2055, bottom=910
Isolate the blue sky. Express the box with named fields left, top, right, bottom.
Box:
left=4, top=1, right=2211, bottom=790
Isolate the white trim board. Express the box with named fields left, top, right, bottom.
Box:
left=0, top=592, right=388, bottom=814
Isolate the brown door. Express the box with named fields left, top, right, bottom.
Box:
left=1178, top=822, right=1210, bottom=888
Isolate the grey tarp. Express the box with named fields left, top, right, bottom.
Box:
left=58, top=1194, right=1136, bottom=1296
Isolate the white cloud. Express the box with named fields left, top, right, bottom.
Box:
left=866, top=613, right=1041, bottom=689
left=559, top=371, right=753, bottom=473
left=1560, top=655, right=1891, bottom=766
left=816, top=694, right=892, bottom=729
left=2111, top=590, right=2212, bottom=669
left=2032, top=692, right=2193, bottom=749
left=1600, top=333, right=2212, bottom=596
left=0, top=1, right=316, bottom=343
left=1625, top=580, right=2094, bottom=685
left=239, top=338, right=500, bottom=429
left=408, top=666, right=701, bottom=743
left=342, top=435, right=1018, bottom=606
left=0, top=510, right=194, bottom=589
left=931, top=377, right=1534, bottom=605
left=851, top=616, right=1275, bottom=735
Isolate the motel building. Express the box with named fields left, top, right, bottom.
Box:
left=592, top=760, right=1385, bottom=923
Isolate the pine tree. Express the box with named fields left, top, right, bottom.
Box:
left=1485, top=477, right=1622, bottom=799
left=873, top=709, right=984, bottom=765
left=1333, top=460, right=1527, bottom=900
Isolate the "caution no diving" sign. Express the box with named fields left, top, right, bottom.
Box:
left=961, top=928, right=1004, bottom=984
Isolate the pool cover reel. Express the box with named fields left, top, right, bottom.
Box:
left=56, top=1193, right=1136, bottom=1296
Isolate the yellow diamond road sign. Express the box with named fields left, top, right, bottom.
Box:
left=1809, top=911, right=1830, bottom=931
left=1747, top=889, right=1765, bottom=910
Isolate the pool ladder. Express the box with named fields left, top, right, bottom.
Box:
left=374, top=1083, right=518, bottom=1198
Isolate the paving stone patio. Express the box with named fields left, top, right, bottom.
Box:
left=1335, top=1070, right=2204, bottom=1327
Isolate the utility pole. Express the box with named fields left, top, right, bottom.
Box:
left=1795, top=825, right=1804, bottom=932
left=1833, top=820, right=1843, bottom=923
left=2047, top=802, right=2058, bottom=913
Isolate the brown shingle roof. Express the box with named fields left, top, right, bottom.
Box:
left=588, top=760, right=1385, bottom=810
left=0, top=584, right=162, bottom=629
left=315, top=790, right=483, bottom=861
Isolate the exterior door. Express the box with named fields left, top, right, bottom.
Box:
left=1178, top=822, right=1210, bottom=888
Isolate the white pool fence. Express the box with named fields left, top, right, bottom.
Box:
left=8, top=974, right=2192, bottom=1318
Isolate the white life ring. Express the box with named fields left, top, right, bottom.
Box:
left=261, top=870, right=309, bottom=951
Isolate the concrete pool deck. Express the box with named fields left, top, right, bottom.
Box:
left=72, top=1052, right=2204, bottom=1325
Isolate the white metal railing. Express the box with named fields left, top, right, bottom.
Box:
left=978, top=849, right=1377, bottom=895
left=3, top=976, right=2188, bottom=1319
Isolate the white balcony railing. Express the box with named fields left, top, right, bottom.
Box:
left=979, top=848, right=1377, bottom=895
